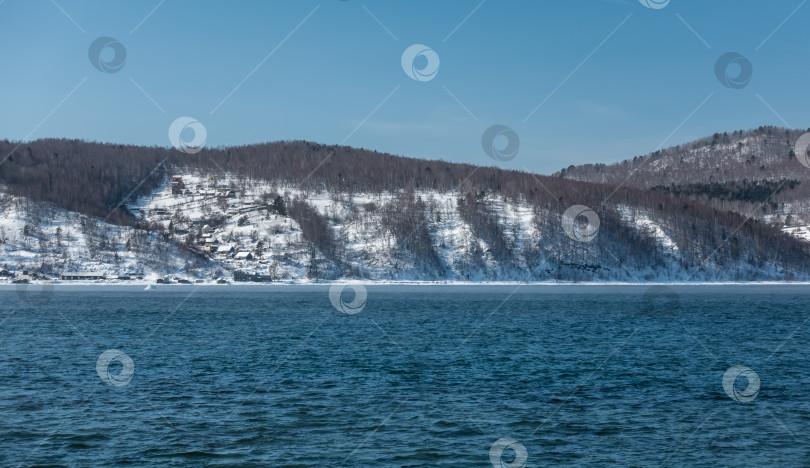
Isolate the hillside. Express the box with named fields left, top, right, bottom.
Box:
left=556, top=126, right=810, bottom=227
left=0, top=136, right=809, bottom=283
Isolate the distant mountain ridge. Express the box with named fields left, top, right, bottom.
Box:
left=556, top=126, right=810, bottom=220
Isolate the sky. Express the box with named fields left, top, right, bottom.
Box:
left=1, top=0, right=809, bottom=174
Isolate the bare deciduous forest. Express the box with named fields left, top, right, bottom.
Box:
left=559, top=126, right=810, bottom=218
left=1, top=132, right=809, bottom=281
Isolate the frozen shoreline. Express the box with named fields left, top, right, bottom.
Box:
left=4, top=280, right=810, bottom=295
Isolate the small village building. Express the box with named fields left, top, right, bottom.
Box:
left=118, top=271, right=144, bottom=280
left=233, top=270, right=272, bottom=282
left=61, top=272, right=106, bottom=280
left=216, top=244, right=235, bottom=256
left=234, top=251, right=254, bottom=260
left=171, top=176, right=185, bottom=195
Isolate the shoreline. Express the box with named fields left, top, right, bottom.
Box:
left=5, top=280, right=810, bottom=294
left=6, top=279, right=810, bottom=285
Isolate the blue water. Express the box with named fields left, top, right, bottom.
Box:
left=1, top=285, right=809, bottom=467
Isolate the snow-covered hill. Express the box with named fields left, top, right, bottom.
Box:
left=558, top=126, right=810, bottom=239
left=557, top=126, right=805, bottom=188
left=2, top=134, right=810, bottom=283
left=3, top=166, right=809, bottom=283
left=0, top=190, right=212, bottom=282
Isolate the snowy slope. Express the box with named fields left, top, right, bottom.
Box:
left=2, top=167, right=809, bottom=283
left=0, top=191, right=212, bottom=281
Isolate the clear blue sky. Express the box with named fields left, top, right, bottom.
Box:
left=1, top=0, right=808, bottom=174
